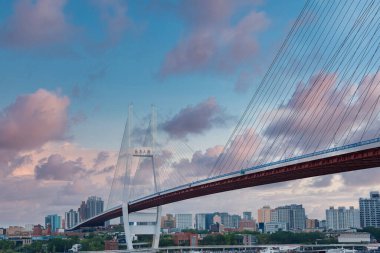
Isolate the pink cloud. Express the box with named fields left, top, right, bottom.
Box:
left=35, top=154, right=86, bottom=181
left=0, top=140, right=117, bottom=225
left=93, top=151, right=110, bottom=168
left=159, top=1, right=269, bottom=77
left=212, top=128, right=264, bottom=176
left=0, top=89, right=69, bottom=151
left=209, top=71, right=380, bottom=177
left=162, top=97, right=231, bottom=139
left=172, top=145, right=224, bottom=179
left=179, top=0, right=262, bottom=28
left=0, top=0, right=130, bottom=52
left=263, top=72, right=380, bottom=153
left=0, top=172, right=110, bottom=225
left=160, top=31, right=216, bottom=75
left=0, top=0, right=74, bottom=48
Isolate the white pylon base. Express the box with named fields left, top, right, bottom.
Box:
left=122, top=203, right=133, bottom=250
left=122, top=204, right=162, bottom=250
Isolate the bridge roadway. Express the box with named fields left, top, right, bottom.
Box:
left=69, top=138, right=380, bottom=229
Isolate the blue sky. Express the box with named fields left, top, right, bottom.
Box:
left=0, top=0, right=303, bottom=150
left=2, top=0, right=380, bottom=227
left=0, top=0, right=305, bottom=226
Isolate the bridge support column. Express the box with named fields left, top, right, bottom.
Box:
left=121, top=105, right=162, bottom=250
left=152, top=206, right=162, bottom=249
left=122, top=203, right=133, bottom=250
left=122, top=205, right=162, bottom=250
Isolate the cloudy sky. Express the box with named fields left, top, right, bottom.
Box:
left=0, top=0, right=379, bottom=227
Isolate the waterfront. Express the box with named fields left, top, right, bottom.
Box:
left=82, top=244, right=380, bottom=253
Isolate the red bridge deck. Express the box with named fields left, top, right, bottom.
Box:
left=71, top=146, right=380, bottom=228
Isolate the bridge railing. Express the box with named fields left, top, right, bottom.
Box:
left=128, top=137, right=380, bottom=204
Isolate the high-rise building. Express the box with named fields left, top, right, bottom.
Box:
left=258, top=206, right=272, bottom=223
left=86, top=196, right=104, bottom=219
left=161, top=214, right=176, bottom=229
left=205, top=213, right=214, bottom=230
left=359, top=191, right=380, bottom=228
left=319, top=220, right=327, bottom=229
left=45, top=214, right=61, bottom=233
left=220, top=212, right=233, bottom=228
left=326, top=206, right=360, bottom=230
left=271, top=204, right=305, bottom=230
left=195, top=214, right=207, bottom=230
left=243, top=212, right=252, bottom=221
left=306, top=219, right=320, bottom=229
left=175, top=214, right=193, bottom=230
left=78, top=201, right=87, bottom=221
left=231, top=215, right=242, bottom=229
left=65, top=209, right=79, bottom=229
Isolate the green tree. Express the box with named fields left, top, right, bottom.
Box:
left=80, top=235, right=105, bottom=251
left=46, top=238, right=76, bottom=252
left=159, top=235, right=174, bottom=247
left=200, top=234, right=227, bottom=245
left=360, top=227, right=380, bottom=242
left=0, top=241, right=16, bottom=251
left=23, top=241, right=44, bottom=253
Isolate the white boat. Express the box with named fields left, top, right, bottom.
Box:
left=327, top=248, right=357, bottom=253
left=260, top=247, right=281, bottom=253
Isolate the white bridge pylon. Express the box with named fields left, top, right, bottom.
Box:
left=121, top=104, right=162, bottom=250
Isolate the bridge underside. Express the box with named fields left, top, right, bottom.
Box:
left=72, top=146, right=380, bottom=229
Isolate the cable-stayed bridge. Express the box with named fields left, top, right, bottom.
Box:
left=69, top=0, right=380, bottom=250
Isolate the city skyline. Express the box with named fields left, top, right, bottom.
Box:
left=2, top=191, right=375, bottom=232
left=1, top=0, right=380, bottom=228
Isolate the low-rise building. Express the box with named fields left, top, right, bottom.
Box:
left=210, top=223, right=224, bottom=233
left=242, top=234, right=258, bottom=245
left=105, top=240, right=119, bottom=250
left=0, top=229, right=6, bottom=240
left=239, top=219, right=256, bottom=231
left=32, top=225, right=43, bottom=236
left=338, top=232, right=370, bottom=243
left=7, top=226, right=25, bottom=236
left=24, top=224, right=34, bottom=232
left=173, top=233, right=198, bottom=246
left=22, top=238, right=32, bottom=245
left=265, top=222, right=288, bottom=233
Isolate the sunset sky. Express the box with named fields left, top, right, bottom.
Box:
left=1, top=0, right=378, bottom=227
